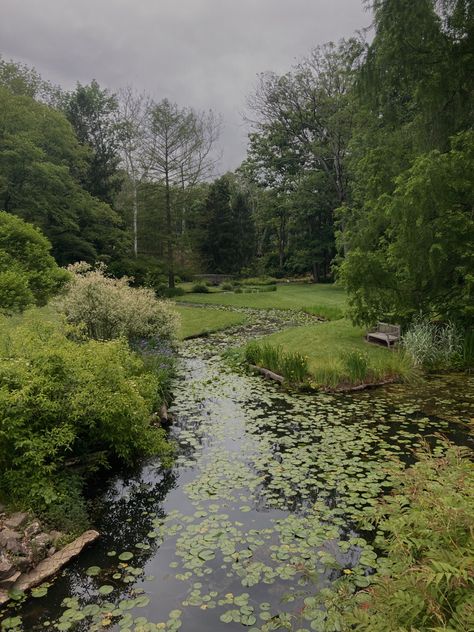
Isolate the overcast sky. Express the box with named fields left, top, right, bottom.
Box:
left=1, top=0, right=370, bottom=171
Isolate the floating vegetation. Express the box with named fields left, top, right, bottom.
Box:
left=3, top=320, right=472, bottom=632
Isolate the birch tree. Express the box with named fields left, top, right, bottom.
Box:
left=142, top=98, right=220, bottom=287
left=116, top=87, right=150, bottom=257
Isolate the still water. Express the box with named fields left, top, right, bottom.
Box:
left=3, top=324, right=473, bottom=632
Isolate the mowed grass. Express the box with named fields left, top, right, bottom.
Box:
left=177, top=283, right=347, bottom=319
left=259, top=319, right=414, bottom=389
left=176, top=305, right=246, bottom=339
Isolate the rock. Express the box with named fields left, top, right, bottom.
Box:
left=0, top=529, right=21, bottom=550
left=47, top=547, right=56, bottom=557
left=14, top=556, right=32, bottom=573
left=24, top=521, right=41, bottom=538
left=13, top=530, right=100, bottom=596
left=0, top=571, right=21, bottom=589
left=32, top=533, right=51, bottom=550
left=0, top=558, right=16, bottom=581
left=4, top=512, right=28, bottom=530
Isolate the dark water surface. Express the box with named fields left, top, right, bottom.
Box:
left=2, top=325, right=473, bottom=632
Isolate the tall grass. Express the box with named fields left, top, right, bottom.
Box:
left=244, top=341, right=309, bottom=385
left=402, top=317, right=463, bottom=369
left=302, top=304, right=344, bottom=321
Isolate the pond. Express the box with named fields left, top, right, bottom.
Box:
left=2, top=319, right=473, bottom=632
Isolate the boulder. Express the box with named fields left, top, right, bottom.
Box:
left=4, top=512, right=28, bottom=530
left=0, top=557, right=16, bottom=582
left=0, top=529, right=21, bottom=550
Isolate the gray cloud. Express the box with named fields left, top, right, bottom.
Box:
left=1, top=0, right=369, bottom=171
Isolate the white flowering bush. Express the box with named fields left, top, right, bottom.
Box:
left=57, top=262, right=180, bottom=344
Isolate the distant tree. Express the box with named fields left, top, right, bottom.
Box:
left=0, top=55, right=60, bottom=104
left=116, top=87, right=151, bottom=257
left=0, top=87, right=127, bottom=264
left=0, top=211, right=68, bottom=313
left=201, top=175, right=255, bottom=274
left=62, top=80, right=123, bottom=205
left=142, top=98, right=220, bottom=287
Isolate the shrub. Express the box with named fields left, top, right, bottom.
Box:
left=57, top=263, right=180, bottom=344
left=402, top=316, right=462, bottom=369
left=234, top=287, right=243, bottom=294
left=0, top=211, right=68, bottom=314
left=344, top=443, right=474, bottom=631
left=221, top=282, right=234, bottom=291
left=155, top=284, right=186, bottom=298
left=192, top=283, right=210, bottom=293
left=241, top=276, right=278, bottom=286
left=0, top=315, right=173, bottom=532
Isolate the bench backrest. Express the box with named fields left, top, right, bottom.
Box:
left=377, top=322, right=401, bottom=336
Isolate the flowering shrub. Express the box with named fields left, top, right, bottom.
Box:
left=57, top=262, right=180, bottom=344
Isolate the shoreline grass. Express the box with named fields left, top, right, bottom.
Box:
left=247, top=319, right=416, bottom=390
left=176, top=305, right=246, bottom=339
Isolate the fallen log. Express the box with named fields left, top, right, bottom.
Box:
left=249, top=364, right=285, bottom=384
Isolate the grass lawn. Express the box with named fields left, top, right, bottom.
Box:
left=254, top=319, right=413, bottom=389
left=176, top=283, right=347, bottom=320
left=176, top=305, right=246, bottom=339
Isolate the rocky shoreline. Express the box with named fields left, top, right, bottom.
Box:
left=0, top=508, right=99, bottom=605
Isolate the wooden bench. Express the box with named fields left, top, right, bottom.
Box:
left=367, top=322, right=401, bottom=348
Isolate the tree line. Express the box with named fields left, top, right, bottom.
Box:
left=0, top=0, right=472, bottom=325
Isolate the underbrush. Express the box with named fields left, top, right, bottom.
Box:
left=0, top=312, right=174, bottom=534
left=340, top=442, right=474, bottom=631
left=244, top=341, right=309, bottom=385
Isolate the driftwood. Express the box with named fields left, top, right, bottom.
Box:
left=249, top=364, right=285, bottom=384
left=330, top=377, right=397, bottom=393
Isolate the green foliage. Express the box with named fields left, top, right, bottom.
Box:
left=341, top=132, right=474, bottom=326
left=0, top=87, right=128, bottom=265
left=241, top=276, right=277, bottom=286
left=58, top=262, right=179, bottom=343
left=0, top=313, right=173, bottom=531
left=244, top=341, right=309, bottom=385
left=0, top=211, right=68, bottom=314
left=61, top=80, right=123, bottom=205
left=191, top=283, right=210, bottom=293
left=220, top=282, right=234, bottom=291
left=402, top=316, right=463, bottom=369
left=201, top=175, right=255, bottom=274
left=302, top=304, right=344, bottom=321
left=342, top=351, right=369, bottom=383
left=344, top=443, right=474, bottom=631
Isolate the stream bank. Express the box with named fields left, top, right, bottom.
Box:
left=1, top=314, right=472, bottom=631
